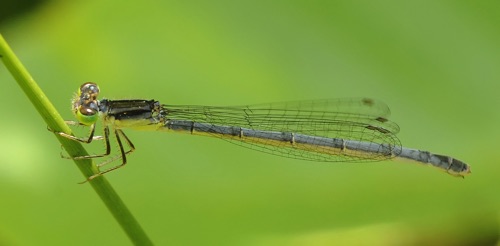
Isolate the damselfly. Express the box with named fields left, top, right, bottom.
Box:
left=52, top=82, right=471, bottom=183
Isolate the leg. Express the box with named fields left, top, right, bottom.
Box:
left=80, top=129, right=136, bottom=183
left=49, top=121, right=103, bottom=143
left=50, top=122, right=112, bottom=160
left=72, top=126, right=112, bottom=159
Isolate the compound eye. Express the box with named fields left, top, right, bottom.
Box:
left=80, top=101, right=99, bottom=115
left=79, top=82, right=100, bottom=100
left=75, top=101, right=100, bottom=125
left=79, top=106, right=97, bottom=116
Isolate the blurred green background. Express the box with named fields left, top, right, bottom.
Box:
left=1, top=1, right=499, bottom=245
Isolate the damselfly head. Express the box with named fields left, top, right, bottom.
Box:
left=71, top=82, right=101, bottom=126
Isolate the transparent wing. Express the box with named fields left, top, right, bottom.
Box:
left=163, top=98, right=402, bottom=162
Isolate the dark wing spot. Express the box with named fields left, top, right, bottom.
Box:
left=362, top=98, right=375, bottom=106
left=366, top=125, right=391, bottom=134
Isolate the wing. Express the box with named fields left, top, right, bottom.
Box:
left=163, top=98, right=402, bottom=162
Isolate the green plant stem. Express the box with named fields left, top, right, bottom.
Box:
left=0, top=34, right=153, bottom=246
